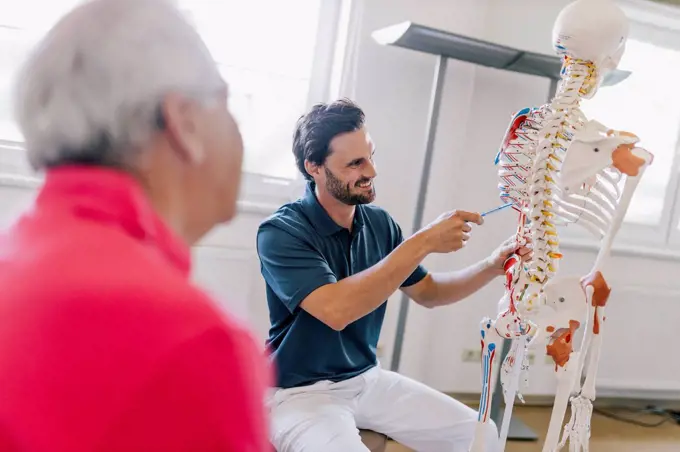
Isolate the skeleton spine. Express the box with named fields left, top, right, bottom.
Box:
left=522, top=59, right=595, bottom=289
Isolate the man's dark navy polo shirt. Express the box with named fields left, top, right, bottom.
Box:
left=256, top=181, right=428, bottom=389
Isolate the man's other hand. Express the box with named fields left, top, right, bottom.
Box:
left=486, top=235, right=533, bottom=275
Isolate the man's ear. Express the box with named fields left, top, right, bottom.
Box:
left=304, top=160, right=321, bottom=178
left=159, top=92, right=205, bottom=165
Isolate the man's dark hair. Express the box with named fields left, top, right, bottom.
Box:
left=292, top=98, right=365, bottom=181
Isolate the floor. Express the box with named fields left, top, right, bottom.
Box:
left=385, top=405, right=680, bottom=451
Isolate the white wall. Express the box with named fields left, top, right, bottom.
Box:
left=1, top=0, right=679, bottom=402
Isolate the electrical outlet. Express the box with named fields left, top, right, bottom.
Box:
left=461, top=348, right=505, bottom=363
left=462, top=348, right=482, bottom=362
left=462, top=348, right=540, bottom=366
left=461, top=348, right=542, bottom=365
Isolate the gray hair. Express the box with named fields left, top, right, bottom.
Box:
left=12, top=0, right=225, bottom=170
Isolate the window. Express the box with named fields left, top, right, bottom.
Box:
left=579, top=39, right=680, bottom=227
left=561, top=3, right=680, bottom=250
left=178, top=0, right=343, bottom=182
left=0, top=0, right=348, bottom=205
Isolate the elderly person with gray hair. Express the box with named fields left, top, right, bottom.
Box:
left=0, top=0, right=271, bottom=451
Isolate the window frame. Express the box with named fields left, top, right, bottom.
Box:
left=558, top=0, right=680, bottom=255
left=234, top=0, right=351, bottom=211
left=0, top=0, right=351, bottom=214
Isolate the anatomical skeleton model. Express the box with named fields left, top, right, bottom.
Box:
left=469, top=1, right=654, bottom=452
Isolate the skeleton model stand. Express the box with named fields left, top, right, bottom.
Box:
left=469, top=1, right=654, bottom=451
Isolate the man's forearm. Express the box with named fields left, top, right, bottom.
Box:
left=301, top=233, right=430, bottom=330
left=422, top=258, right=500, bottom=308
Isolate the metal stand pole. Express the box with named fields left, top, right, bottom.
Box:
left=390, top=54, right=448, bottom=372
left=489, top=339, right=538, bottom=441
left=488, top=76, right=559, bottom=442
left=548, top=78, right=559, bottom=103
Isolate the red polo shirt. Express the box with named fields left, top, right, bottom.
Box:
left=0, top=166, right=272, bottom=452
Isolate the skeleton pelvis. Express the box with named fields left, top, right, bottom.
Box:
left=542, top=275, right=589, bottom=314
left=534, top=275, right=589, bottom=366
left=535, top=276, right=588, bottom=320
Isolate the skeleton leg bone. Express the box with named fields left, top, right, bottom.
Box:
left=570, top=286, right=595, bottom=395
left=581, top=305, right=605, bottom=400
left=470, top=317, right=503, bottom=452
left=498, top=335, right=530, bottom=450
left=558, top=307, right=605, bottom=452
left=556, top=315, right=601, bottom=452
left=556, top=272, right=610, bottom=450
left=528, top=274, right=588, bottom=452
left=542, top=322, right=582, bottom=452
left=557, top=291, right=596, bottom=451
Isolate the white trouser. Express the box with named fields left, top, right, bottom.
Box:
left=266, top=365, right=500, bottom=452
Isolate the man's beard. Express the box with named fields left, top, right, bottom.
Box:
left=324, top=166, right=375, bottom=205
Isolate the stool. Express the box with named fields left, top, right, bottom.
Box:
left=359, top=429, right=388, bottom=452
left=272, top=429, right=388, bottom=452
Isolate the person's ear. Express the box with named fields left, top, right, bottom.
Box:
left=159, top=92, right=205, bottom=165
left=304, top=160, right=322, bottom=178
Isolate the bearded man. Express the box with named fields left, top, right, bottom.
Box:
left=256, top=98, right=528, bottom=452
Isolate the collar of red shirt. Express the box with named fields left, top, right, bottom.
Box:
left=35, top=165, right=192, bottom=276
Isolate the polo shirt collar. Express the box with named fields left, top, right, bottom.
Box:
left=36, top=165, right=192, bottom=276
left=300, top=181, right=365, bottom=236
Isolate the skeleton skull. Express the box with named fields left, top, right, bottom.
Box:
left=552, top=0, right=629, bottom=96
